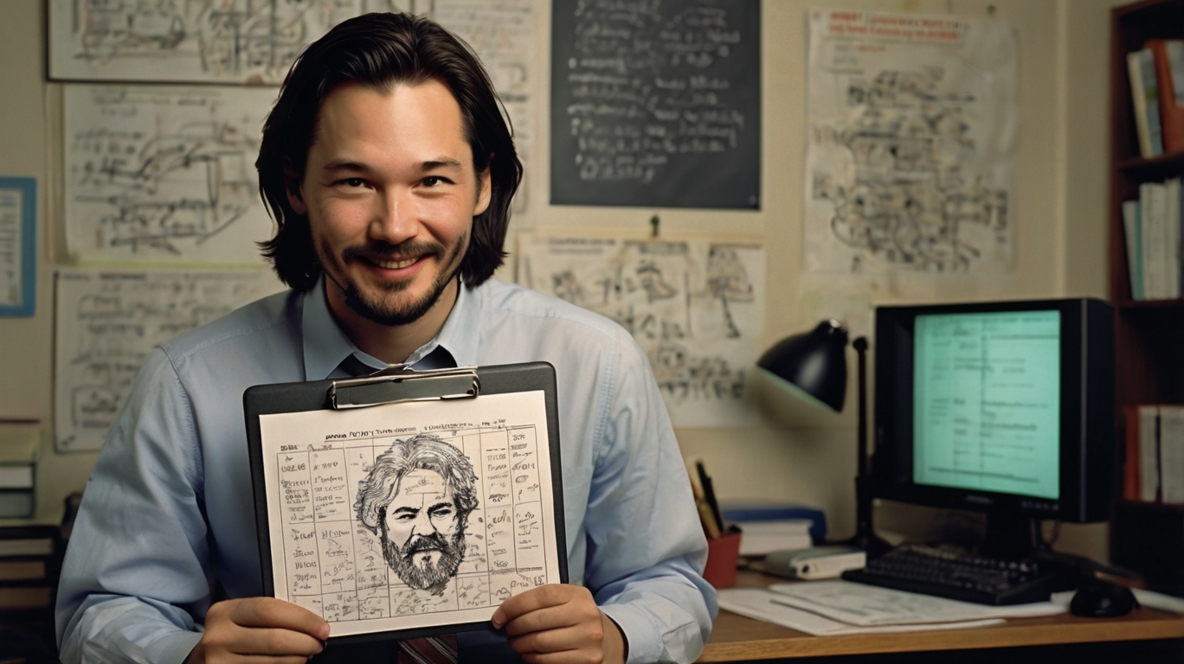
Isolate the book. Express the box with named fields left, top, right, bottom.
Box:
left=1170, top=41, right=1184, bottom=105
left=0, top=465, right=33, bottom=489
left=0, top=558, right=48, bottom=582
left=1147, top=39, right=1184, bottom=154
left=734, top=520, right=813, bottom=557
left=1140, top=182, right=1167, bottom=299
left=1122, top=200, right=1143, bottom=300
left=0, top=422, right=39, bottom=515
left=0, top=584, right=52, bottom=610
left=1166, top=178, right=1181, bottom=299
left=0, top=489, right=34, bottom=519
left=1129, top=48, right=1165, bottom=158
left=1178, top=178, right=1184, bottom=299
left=0, top=526, right=57, bottom=558
left=1160, top=405, right=1184, bottom=505
left=720, top=500, right=828, bottom=543
left=1139, top=405, right=1160, bottom=503
left=1139, top=183, right=1157, bottom=298
left=1124, top=405, right=1141, bottom=501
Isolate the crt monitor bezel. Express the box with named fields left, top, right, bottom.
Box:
left=872, top=298, right=1115, bottom=524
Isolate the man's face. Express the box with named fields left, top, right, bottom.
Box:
left=380, top=467, right=466, bottom=592
left=288, top=79, right=491, bottom=327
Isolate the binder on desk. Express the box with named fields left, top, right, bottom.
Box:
left=245, top=362, right=567, bottom=646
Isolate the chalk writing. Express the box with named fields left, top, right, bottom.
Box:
left=550, top=0, right=760, bottom=208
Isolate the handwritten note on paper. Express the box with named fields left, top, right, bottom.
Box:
left=432, top=0, right=536, bottom=216
left=259, top=392, right=561, bottom=636
left=54, top=270, right=283, bottom=452
left=518, top=234, right=764, bottom=427
left=63, top=85, right=280, bottom=265
left=804, top=10, right=1015, bottom=275
left=49, top=0, right=414, bottom=84
left=0, top=185, right=26, bottom=310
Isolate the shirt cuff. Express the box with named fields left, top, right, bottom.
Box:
left=144, top=630, right=204, bottom=664
left=600, top=603, right=661, bottom=664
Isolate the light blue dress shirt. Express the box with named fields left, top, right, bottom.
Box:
left=56, top=276, right=716, bottom=663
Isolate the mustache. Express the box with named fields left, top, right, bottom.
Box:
left=404, top=532, right=450, bottom=556
left=341, top=240, right=444, bottom=263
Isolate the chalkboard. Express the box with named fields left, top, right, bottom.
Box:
left=550, top=0, right=761, bottom=210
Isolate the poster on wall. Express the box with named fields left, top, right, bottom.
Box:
left=51, top=0, right=536, bottom=216
left=54, top=270, right=283, bottom=452
left=517, top=234, right=764, bottom=427
left=431, top=0, right=537, bottom=217
left=0, top=177, right=36, bottom=316
left=804, top=10, right=1017, bottom=275
left=63, top=85, right=279, bottom=265
left=49, top=0, right=411, bottom=84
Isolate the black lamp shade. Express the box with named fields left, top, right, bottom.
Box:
left=757, top=320, right=849, bottom=412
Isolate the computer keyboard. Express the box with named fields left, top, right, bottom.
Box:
left=840, top=544, right=1058, bottom=605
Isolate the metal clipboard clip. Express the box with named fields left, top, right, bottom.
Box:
left=328, top=364, right=480, bottom=410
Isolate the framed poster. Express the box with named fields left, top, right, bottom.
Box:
left=0, top=177, right=36, bottom=316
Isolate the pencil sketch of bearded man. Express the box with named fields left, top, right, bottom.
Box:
left=354, top=433, right=479, bottom=595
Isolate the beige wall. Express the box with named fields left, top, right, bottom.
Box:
left=0, top=0, right=1121, bottom=560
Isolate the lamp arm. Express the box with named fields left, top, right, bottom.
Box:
left=841, top=336, right=891, bottom=557
left=853, top=336, right=869, bottom=477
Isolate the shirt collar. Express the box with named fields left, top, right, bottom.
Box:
left=301, top=276, right=480, bottom=378
left=427, top=278, right=480, bottom=367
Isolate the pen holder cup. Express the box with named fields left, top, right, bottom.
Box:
left=703, top=529, right=742, bottom=589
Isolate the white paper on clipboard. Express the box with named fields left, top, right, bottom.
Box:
left=256, top=389, right=562, bottom=638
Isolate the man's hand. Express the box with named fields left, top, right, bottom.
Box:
left=186, top=597, right=329, bottom=664
left=491, top=584, right=626, bottom=664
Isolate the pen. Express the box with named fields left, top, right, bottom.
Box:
left=697, top=498, right=722, bottom=539
left=695, top=461, right=724, bottom=534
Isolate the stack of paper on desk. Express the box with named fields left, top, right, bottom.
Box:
left=717, top=580, right=1066, bottom=636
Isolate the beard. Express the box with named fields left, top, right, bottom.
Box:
left=319, top=234, right=468, bottom=327
left=381, top=529, right=467, bottom=595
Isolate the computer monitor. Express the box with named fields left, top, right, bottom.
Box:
left=872, top=298, right=1115, bottom=558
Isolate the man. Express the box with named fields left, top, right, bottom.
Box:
left=355, top=434, right=479, bottom=594
left=56, top=12, right=715, bottom=664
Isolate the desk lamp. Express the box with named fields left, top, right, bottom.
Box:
left=757, top=320, right=891, bottom=557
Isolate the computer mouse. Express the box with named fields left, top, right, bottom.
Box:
left=1069, top=581, right=1138, bottom=618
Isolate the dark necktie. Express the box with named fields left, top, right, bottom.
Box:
left=398, top=635, right=459, bottom=664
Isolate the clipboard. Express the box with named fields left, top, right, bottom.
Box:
left=244, top=362, right=567, bottom=646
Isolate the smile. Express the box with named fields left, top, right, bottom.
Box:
left=368, top=256, right=421, bottom=270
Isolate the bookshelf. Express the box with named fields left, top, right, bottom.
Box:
left=1109, top=0, right=1184, bottom=596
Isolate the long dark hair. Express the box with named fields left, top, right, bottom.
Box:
left=256, top=13, right=522, bottom=291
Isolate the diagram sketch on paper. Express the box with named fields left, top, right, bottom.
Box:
left=53, top=1, right=537, bottom=216
left=49, top=0, right=415, bottom=83
left=804, top=10, right=1016, bottom=274
left=64, top=85, right=281, bottom=264
left=54, top=270, right=283, bottom=452
left=259, top=392, right=561, bottom=636
left=518, top=235, right=764, bottom=427
left=431, top=0, right=535, bottom=218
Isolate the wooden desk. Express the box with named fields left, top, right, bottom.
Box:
left=698, top=572, right=1184, bottom=662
